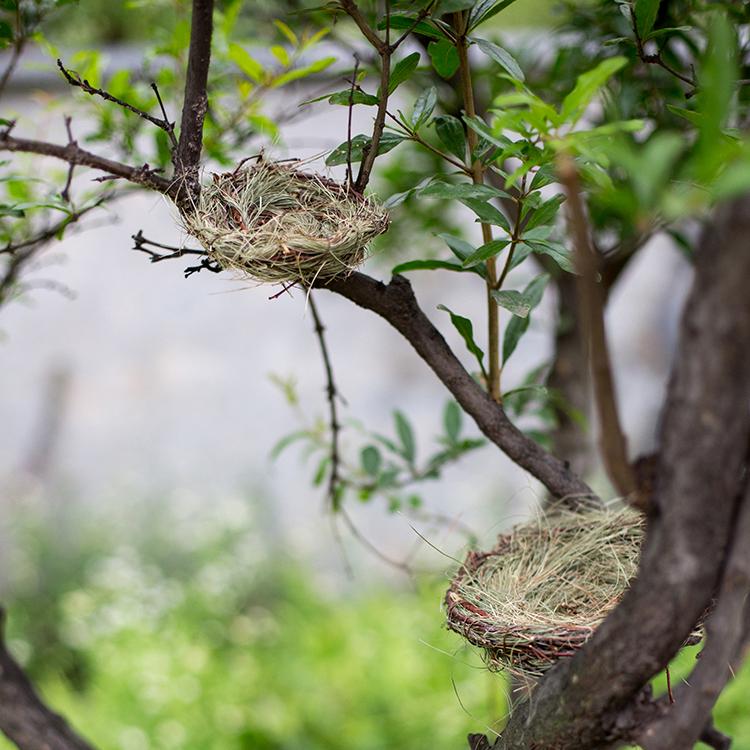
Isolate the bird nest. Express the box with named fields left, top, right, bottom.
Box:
left=182, top=160, right=389, bottom=285
left=445, top=506, right=645, bottom=679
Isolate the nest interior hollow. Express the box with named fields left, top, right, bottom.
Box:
left=182, top=160, right=389, bottom=285
left=445, top=506, right=645, bottom=678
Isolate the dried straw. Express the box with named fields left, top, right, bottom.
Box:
left=182, top=159, right=389, bottom=285
left=445, top=506, right=645, bottom=678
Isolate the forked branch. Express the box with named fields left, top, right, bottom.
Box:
left=0, top=131, right=175, bottom=196
left=323, top=272, right=597, bottom=504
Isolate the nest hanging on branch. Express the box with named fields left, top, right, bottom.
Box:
left=445, top=506, right=646, bottom=678
left=181, top=159, right=389, bottom=286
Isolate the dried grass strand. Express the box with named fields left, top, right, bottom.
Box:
left=182, top=160, right=388, bottom=285
left=446, top=507, right=645, bottom=678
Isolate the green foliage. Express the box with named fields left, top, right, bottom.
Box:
left=0, top=497, right=498, bottom=750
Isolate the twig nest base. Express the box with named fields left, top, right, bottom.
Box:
left=446, top=506, right=644, bottom=678
left=182, top=160, right=389, bottom=285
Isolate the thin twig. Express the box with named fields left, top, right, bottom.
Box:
left=345, top=56, right=360, bottom=190
left=57, top=59, right=177, bottom=134
left=150, top=81, right=179, bottom=150
left=0, top=132, right=176, bottom=196
left=0, top=36, right=25, bottom=101
left=322, top=272, right=598, bottom=505
left=558, top=153, right=636, bottom=499
left=629, top=9, right=696, bottom=95
left=308, top=293, right=343, bottom=511
left=339, top=0, right=386, bottom=53
left=60, top=116, right=75, bottom=202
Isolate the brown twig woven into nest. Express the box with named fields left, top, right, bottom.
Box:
left=182, top=159, right=389, bottom=285
left=445, top=506, right=646, bottom=678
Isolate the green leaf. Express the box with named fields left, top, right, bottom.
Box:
left=468, top=0, right=520, bottom=30
left=433, top=114, right=466, bottom=161
left=412, top=86, right=437, bottom=129
left=0, top=20, right=12, bottom=42
left=418, top=181, right=504, bottom=201
left=428, top=39, right=460, bottom=79
left=463, top=114, right=512, bottom=151
left=437, top=304, right=486, bottom=374
left=438, top=233, right=475, bottom=263
left=473, top=38, right=524, bottom=81
left=391, top=259, right=467, bottom=274
left=523, top=194, right=564, bottom=232
left=377, top=15, right=444, bottom=40
left=228, top=43, right=264, bottom=83
left=461, top=198, right=511, bottom=232
left=502, top=274, right=549, bottom=363
left=270, top=430, right=311, bottom=460
left=273, top=56, right=336, bottom=87
left=328, top=90, right=380, bottom=106
left=394, top=411, right=416, bottom=464
left=388, top=52, right=421, bottom=94
left=443, top=401, right=462, bottom=444
left=523, top=240, right=575, bottom=273
left=274, top=19, right=298, bottom=45
left=696, top=12, right=737, bottom=169
left=560, top=57, right=628, bottom=124
left=634, top=0, right=661, bottom=39
left=435, top=0, right=474, bottom=12
left=491, top=289, right=533, bottom=317
left=462, top=239, right=509, bottom=267
left=326, top=132, right=406, bottom=166
left=313, top=456, right=331, bottom=487
left=361, top=445, right=382, bottom=477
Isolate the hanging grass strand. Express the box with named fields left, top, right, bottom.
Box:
left=182, top=159, right=389, bottom=285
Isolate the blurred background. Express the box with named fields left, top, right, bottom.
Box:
left=0, top=1, right=746, bottom=748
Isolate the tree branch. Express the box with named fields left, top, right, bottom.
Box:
left=558, top=155, right=636, bottom=499
left=0, top=608, right=97, bottom=750
left=175, top=0, right=214, bottom=203
left=637, top=461, right=750, bottom=749
left=0, top=131, right=175, bottom=196
left=309, top=294, right=343, bottom=511
left=57, top=59, right=177, bottom=144
left=481, top=193, right=750, bottom=750
left=322, top=272, right=597, bottom=504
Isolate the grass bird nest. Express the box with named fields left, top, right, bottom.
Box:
left=445, top=506, right=646, bottom=679
left=182, top=159, right=389, bottom=285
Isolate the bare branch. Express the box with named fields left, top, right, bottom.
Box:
left=338, top=1, right=386, bottom=53
left=1, top=199, right=110, bottom=307
left=0, top=608, right=97, bottom=750
left=0, top=37, right=26, bottom=101
left=558, top=154, right=636, bottom=499
left=130, top=230, right=217, bottom=277
left=322, top=272, right=597, bottom=504
left=57, top=59, right=177, bottom=139
left=175, top=0, right=214, bottom=202
left=309, top=294, right=343, bottom=511
left=0, top=133, right=175, bottom=196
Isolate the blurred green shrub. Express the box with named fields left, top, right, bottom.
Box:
left=1, top=493, right=503, bottom=750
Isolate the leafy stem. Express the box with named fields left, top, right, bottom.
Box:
left=452, top=11, right=501, bottom=402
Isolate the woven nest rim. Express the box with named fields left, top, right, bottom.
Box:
left=181, top=159, right=389, bottom=286
left=445, top=506, right=645, bottom=678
